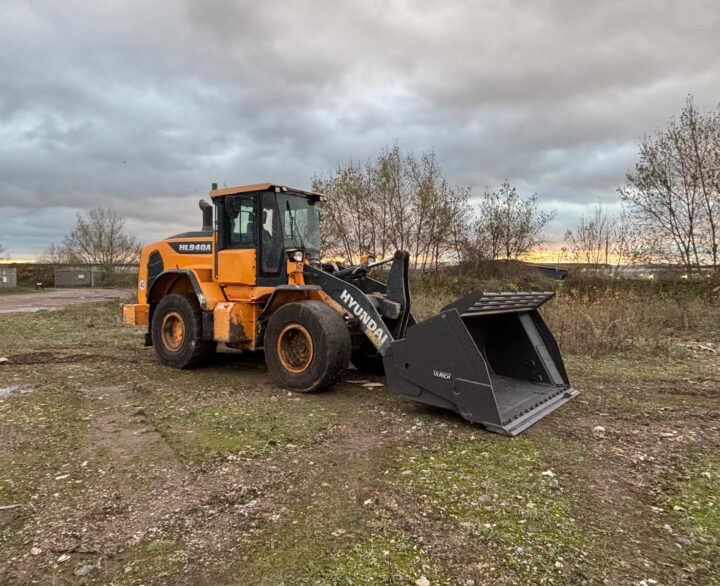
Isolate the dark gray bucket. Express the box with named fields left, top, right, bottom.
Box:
left=383, top=291, right=579, bottom=435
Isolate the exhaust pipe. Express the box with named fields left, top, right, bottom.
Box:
left=199, top=199, right=213, bottom=232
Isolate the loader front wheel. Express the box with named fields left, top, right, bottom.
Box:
left=264, top=301, right=351, bottom=393
left=151, top=293, right=215, bottom=368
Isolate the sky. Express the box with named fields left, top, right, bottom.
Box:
left=1, top=0, right=720, bottom=260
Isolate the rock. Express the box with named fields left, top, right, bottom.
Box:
left=362, top=382, right=384, bottom=388
left=415, top=576, right=430, bottom=586
left=30, top=546, right=42, bottom=556
left=465, top=580, right=476, bottom=586
left=542, top=470, right=556, bottom=477
left=592, top=425, right=606, bottom=438
left=74, top=564, right=95, bottom=577
left=555, top=560, right=564, bottom=569
left=57, top=553, right=71, bottom=563
left=0, top=357, right=9, bottom=364
left=676, top=536, right=692, bottom=546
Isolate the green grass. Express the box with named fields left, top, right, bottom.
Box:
left=395, top=437, right=600, bottom=584
left=150, top=400, right=332, bottom=466
left=318, top=527, right=436, bottom=585
left=665, top=455, right=720, bottom=582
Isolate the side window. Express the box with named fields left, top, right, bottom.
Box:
left=225, top=196, right=255, bottom=246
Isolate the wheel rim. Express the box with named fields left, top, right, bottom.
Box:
left=277, top=323, right=314, bottom=373
left=161, top=311, right=186, bottom=352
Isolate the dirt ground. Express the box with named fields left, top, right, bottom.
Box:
left=0, top=288, right=130, bottom=314
left=0, top=300, right=718, bottom=585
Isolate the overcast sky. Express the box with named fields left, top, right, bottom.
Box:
left=2, top=0, right=719, bottom=259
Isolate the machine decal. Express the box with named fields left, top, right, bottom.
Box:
left=339, top=289, right=389, bottom=346
left=169, top=241, right=212, bottom=254
left=432, top=369, right=452, bottom=380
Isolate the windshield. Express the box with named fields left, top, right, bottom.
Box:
left=277, top=193, right=320, bottom=252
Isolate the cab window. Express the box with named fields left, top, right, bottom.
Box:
left=225, top=196, right=255, bottom=246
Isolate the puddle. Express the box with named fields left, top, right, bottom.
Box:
left=0, top=385, right=34, bottom=398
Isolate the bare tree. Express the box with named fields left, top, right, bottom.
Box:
left=38, top=242, right=76, bottom=265
left=62, top=207, right=140, bottom=272
left=564, top=204, right=617, bottom=270
left=0, top=241, right=6, bottom=260
left=474, top=180, right=555, bottom=261
left=620, top=96, right=720, bottom=272
left=313, top=144, right=471, bottom=268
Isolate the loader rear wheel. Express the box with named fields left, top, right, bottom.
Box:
left=151, top=293, right=215, bottom=368
left=264, top=301, right=351, bottom=393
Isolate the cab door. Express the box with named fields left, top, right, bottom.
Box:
left=215, top=195, right=257, bottom=285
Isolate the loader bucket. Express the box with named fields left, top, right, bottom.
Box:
left=383, top=291, right=579, bottom=435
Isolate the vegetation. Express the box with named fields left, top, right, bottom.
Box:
left=39, top=207, right=140, bottom=273
left=313, top=144, right=553, bottom=268
left=620, top=95, right=720, bottom=273
left=0, top=265, right=718, bottom=585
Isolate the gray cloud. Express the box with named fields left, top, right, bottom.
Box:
left=1, top=0, right=719, bottom=257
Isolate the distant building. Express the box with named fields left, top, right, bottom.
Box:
left=0, top=267, right=17, bottom=289
left=54, top=267, right=104, bottom=287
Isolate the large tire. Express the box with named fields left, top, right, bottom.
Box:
left=151, top=293, right=216, bottom=368
left=351, top=338, right=385, bottom=375
left=264, top=301, right=351, bottom=393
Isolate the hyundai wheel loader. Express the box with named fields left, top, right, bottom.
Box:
left=121, top=183, right=579, bottom=435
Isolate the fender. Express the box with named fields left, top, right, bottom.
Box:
left=147, top=269, right=210, bottom=309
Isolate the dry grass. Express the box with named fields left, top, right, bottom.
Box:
left=411, top=268, right=720, bottom=358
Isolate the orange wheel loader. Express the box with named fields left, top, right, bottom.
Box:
left=121, top=183, right=578, bottom=435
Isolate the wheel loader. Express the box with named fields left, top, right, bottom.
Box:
left=121, top=183, right=579, bottom=435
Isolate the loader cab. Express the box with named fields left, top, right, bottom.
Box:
left=211, top=184, right=321, bottom=286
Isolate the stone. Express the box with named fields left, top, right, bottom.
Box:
left=74, top=564, right=95, bottom=577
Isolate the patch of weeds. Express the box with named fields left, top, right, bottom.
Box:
left=567, top=349, right=720, bottom=385
left=106, top=538, right=185, bottom=586
left=665, top=455, right=720, bottom=581
left=316, top=527, right=437, bottom=585
left=150, top=400, right=330, bottom=465
left=0, top=385, right=91, bottom=501
left=396, top=437, right=601, bottom=584
left=0, top=300, right=136, bottom=355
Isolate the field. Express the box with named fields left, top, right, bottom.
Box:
left=1, top=277, right=719, bottom=585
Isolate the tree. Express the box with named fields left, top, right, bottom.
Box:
left=313, top=144, right=471, bottom=268
left=0, top=241, right=6, bottom=260
left=620, top=95, right=720, bottom=272
left=564, top=204, right=618, bottom=270
left=38, top=242, right=75, bottom=265
left=565, top=204, right=656, bottom=275
left=61, top=207, right=140, bottom=272
left=473, top=180, right=555, bottom=261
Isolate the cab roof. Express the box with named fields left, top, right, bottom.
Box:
left=209, top=183, right=324, bottom=199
